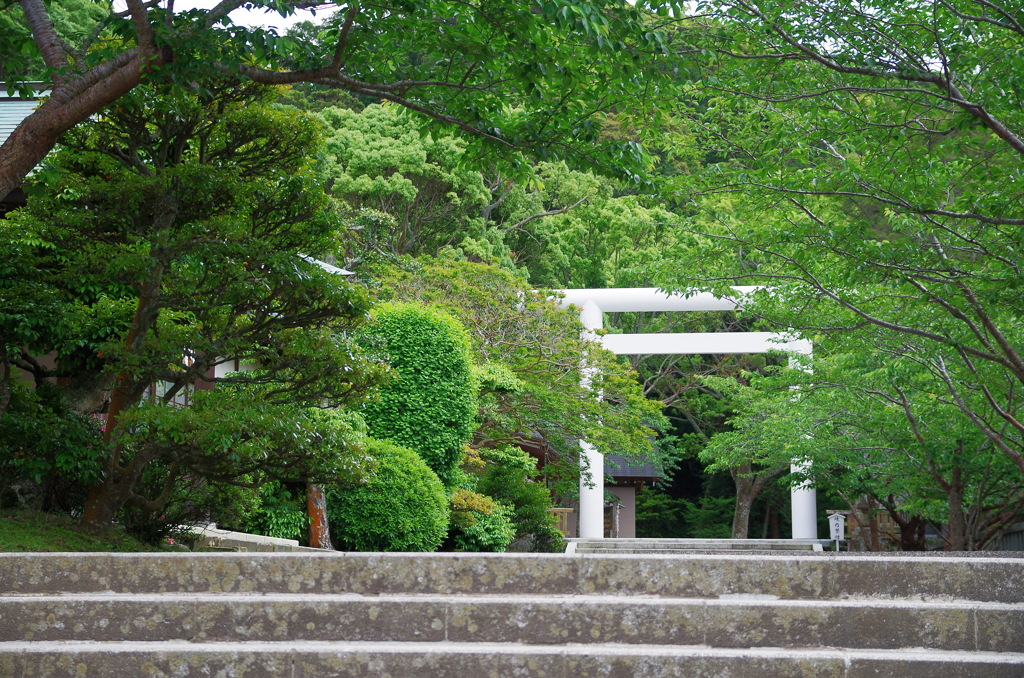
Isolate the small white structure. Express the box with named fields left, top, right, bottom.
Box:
left=558, top=288, right=817, bottom=540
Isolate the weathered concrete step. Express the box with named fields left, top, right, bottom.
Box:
left=574, top=548, right=819, bottom=555
left=4, top=593, right=1022, bottom=653
left=4, top=552, right=1023, bottom=603
left=569, top=538, right=827, bottom=552
left=2, top=641, right=1022, bottom=678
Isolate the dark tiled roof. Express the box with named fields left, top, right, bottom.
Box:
left=604, top=453, right=661, bottom=480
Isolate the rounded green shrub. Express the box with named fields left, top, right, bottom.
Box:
left=361, top=303, right=477, bottom=486
left=326, top=438, right=449, bottom=552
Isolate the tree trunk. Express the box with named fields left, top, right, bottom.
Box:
left=0, top=357, right=10, bottom=421
left=732, top=474, right=755, bottom=539
left=945, top=442, right=969, bottom=551
left=730, top=463, right=786, bottom=539
left=307, top=483, right=333, bottom=549
left=79, top=443, right=159, bottom=528
left=80, top=476, right=134, bottom=528
left=877, top=495, right=927, bottom=551
left=945, top=482, right=969, bottom=551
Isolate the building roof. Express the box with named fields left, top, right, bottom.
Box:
left=605, top=453, right=662, bottom=481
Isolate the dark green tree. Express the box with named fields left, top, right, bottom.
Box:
left=4, top=81, right=386, bottom=528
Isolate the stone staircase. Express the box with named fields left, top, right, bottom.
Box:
left=1, top=551, right=1023, bottom=676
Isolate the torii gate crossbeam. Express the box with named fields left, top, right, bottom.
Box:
left=558, top=288, right=817, bottom=541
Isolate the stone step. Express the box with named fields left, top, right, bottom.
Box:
left=3, top=641, right=1023, bottom=678
left=569, top=538, right=828, bottom=552
left=574, top=547, right=820, bottom=555
left=3, top=592, right=1022, bottom=652
left=3, top=552, right=1023, bottom=602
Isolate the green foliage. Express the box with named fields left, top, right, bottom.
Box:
left=489, top=161, right=683, bottom=289
left=661, top=0, right=1024, bottom=511
left=681, top=496, right=734, bottom=540
left=1, top=0, right=693, bottom=210
left=372, top=258, right=668, bottom=480
left=118, top=390, right=374, bottom=489
left=474, top=446, right=564, bottom=552
left=446, top=488, right=516, bottom=552
left=118, top=473, right=262, bottom=545
left=0, top=382, right=104, bottom=512
left=697, top=354, right=1024, bottom=548
left=326, top=438, right=449, bottom=552
left=318, top=104, right=491, bottom=257
left=242, top=482, right=309, bottom=542
left=635, top=489, right=689, bottom=539
left=0, top=0, right=107, bottom=84
left=361, top=303, right=478, bottom=486
left=635, top=490, right=734, bottom=540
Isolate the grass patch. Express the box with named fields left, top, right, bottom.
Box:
left=0, top=510, right=158, bottom=552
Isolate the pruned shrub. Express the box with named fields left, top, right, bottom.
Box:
left=361, top=303, right=477, bottom=486
left=326, top=438, right=449, bottom=552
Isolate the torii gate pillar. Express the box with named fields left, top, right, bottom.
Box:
left=577, top=300, right=606, bottom=539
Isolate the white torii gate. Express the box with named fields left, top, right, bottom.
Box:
left=558, top=288, right=818, bottom=540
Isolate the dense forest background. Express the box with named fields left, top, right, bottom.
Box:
left=2, top=0, right=1022, bottom=551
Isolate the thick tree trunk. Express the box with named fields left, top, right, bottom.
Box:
left=730, top=464, right=786, bottom=539
left=307, top=483, right=333, bottom=549
left=732, top=475, right=755, bottom=539
left=80, top=475, right=136, bottom=528
left=946, top=483, right=969, bottom=551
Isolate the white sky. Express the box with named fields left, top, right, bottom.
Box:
left=113, top=1, right=339, bottom=32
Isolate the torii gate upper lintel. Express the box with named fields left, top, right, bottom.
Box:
left=557, top=288, right=818, bottom=541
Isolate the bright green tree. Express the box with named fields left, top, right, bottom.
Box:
left=653, top=0, right=1024, bottom=505
left=698, top=341, right=1024, bottom=550
left=318, top=104, right=491, bottom=257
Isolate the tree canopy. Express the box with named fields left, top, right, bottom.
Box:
left=0, top=0, right=688, bottom=202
